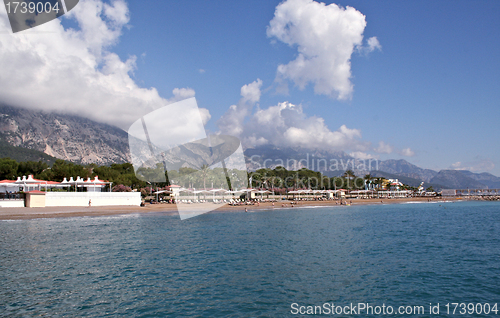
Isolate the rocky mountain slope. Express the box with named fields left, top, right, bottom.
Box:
left=0, top=105, right=130, bottom=165
left=455, top=171, right=500, bottom=189
left=429, top=170, right=500, bottom=189
left=377, top=159, right=438, bottom=182
left=0, top=139, right=60, bottom=164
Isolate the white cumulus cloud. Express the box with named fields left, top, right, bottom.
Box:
left=366, top=36, right=382, bottom=52
left=0, top=0, right=199, bottom=130
left=349, top=151, right=378, bottom=160
left=223, top=100, right=369, bottom=152
left=400, top=148, right=415, bottom=157
left=451, top=158, right=495, bottom=172
left=374, top=141, right=393, bottom=154
left=169, top=87, right=196, bottom=103
left=218, top=80, right=371, bottom=153
left=267, top=0, right=378, bottom=99
left=217, top=79, right=263, bottom=137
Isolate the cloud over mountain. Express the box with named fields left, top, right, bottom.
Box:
left=217, top=79, right=263, bottom=137
left=0, top=0, right=200, bottom=130
left=218, top=83, right=369, bottom=153
left=451, top=157, right=495, bottom=173
left=374, top=141, right=393, bottom=154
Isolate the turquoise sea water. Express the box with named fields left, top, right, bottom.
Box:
left=1, top=201, right=499, bottom=317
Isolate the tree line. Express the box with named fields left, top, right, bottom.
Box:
left=0, top=158, right=145, bottom=191
left=0, top=157, right=410, bottom=193
left=249, top=167, right=380, bottom=191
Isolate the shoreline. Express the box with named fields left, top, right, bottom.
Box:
left=0, top=197, right=468, bottom=221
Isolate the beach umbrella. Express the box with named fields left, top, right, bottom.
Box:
left=209, top=188, right=226, bottom=201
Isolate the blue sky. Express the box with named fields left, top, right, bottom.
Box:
left=0, top=0, right=499, bottom=175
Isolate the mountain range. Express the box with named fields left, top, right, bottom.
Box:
left=1, top=105, right=499, bottom=190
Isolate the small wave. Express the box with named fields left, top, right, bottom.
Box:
left=299, top=205, right=332, bottom=209
left=401, top=201, right=434, bottom=204
left=81, top=213, right=142, bottom=220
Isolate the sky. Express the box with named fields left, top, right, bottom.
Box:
left=0, top=0, right=499, bottom=175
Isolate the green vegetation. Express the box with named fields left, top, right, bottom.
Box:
left=249, top=166, right=367, bottom=191
left=0, top=157, right=145, bottom=189
left=0, top=158, right=20, bottom=180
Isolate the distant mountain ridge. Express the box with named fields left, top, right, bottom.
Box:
left=429, top=170, right=500, bottom=189
left=455, top=170, right=500, bottom=189
left=0, top=105, right=498, bottom=190
left=244, top=145, right=352, bottom=173
left=377, top=159, right=438, bottom=182
left=245, top=145, right=500, bottom=190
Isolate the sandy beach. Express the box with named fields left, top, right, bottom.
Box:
left=0, top=197, right=463, bottom=220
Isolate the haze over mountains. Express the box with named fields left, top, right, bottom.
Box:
left=0, top=105, right=499, bottom=190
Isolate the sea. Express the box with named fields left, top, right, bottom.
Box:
left=1, top=201, right=499, bottom=317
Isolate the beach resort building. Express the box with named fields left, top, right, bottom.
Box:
left=0, top=175, right=141, bottom=208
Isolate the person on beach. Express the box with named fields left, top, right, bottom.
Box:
left=88, top=199, right=91, bottom=207
left=245, top=208, right=248, bottom=213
